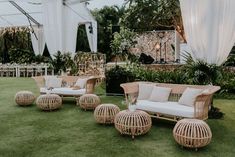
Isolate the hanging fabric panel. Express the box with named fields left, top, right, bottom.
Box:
left=42, top=0, right=63, bottom=58
left=180, top=0, right=235, bottom=65
left=30, top=25, right=45, bottom=55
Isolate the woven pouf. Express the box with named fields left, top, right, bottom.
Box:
left=78, top=94, right=101, bottom=110
left=94, top=104, right=120, bottom=124
left=15, top=91, right=35, bottom=106
left=36, top=94, right=62, bottom=111
left=114, top=110, right=152, bottom=139
left=173, top=119, right=212, bottom=150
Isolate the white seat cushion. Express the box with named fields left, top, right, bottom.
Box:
left=40, top=87, right=86, bottom=96
left=149, top=86, right=172, bottom=102
left=178, top=88, right=203, bottom=107
left=136, top=100, right=194, bottom=118
left=40, top=87, right=49, bottom=93
left=137, top=83, right=154, bottom=100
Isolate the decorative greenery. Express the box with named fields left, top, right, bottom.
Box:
left=51, top=51, right=75, bottom=75
left=34, top=54, right=52, bottom=64
left=0, top=27, right=33, bottom=63
left=223, top=54, right=235, bottom=66
left=92, top=6, right=126, bottom=62
left=183, top=60, right=222, bottom=85
left=74, top=52, right=105, bottom=76
left=110, top=28, right=137, bottom=60
left=105, top=66, right=135, bottom=95
left=123, top=0, right=186, bottom=41
left=8, top=48, right=35, bottom=64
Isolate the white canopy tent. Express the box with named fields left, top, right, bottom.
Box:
left=0, top=0, right=97, bottom=57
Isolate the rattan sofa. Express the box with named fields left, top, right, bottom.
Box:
left=32, top=76, right=98, bottom=98
left=121, top=82, right=220, bottom=121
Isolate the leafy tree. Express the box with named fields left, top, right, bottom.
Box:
left=110, top=28, right=136, bottom=60
left=123, top=0, right=186, bottom=42
left=91, top=5, right=126, bottom=61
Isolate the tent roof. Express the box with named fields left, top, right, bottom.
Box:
left=0, top=0, right=90, bottom=28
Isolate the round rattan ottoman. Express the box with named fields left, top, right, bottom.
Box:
left=114, top=110, right=152, bottom=139
left=173, top=119, right=212, bottom=150
left=15, top=91, right=35, bottom=106
left=78, top=94, right=101, bottom=110
left=36, top=94, right=62, bottom=111
left=94, top=104, right=120, bottom=124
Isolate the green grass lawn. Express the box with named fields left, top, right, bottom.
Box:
left=0, top=77, right=235, bottom=157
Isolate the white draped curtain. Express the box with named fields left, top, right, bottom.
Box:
left=42, top=0, right=63, bottom=57
left=30, top=25, right=45, bottom=55
left=180, top=0, right=235, bottom=65
left=42, top=0, right=98, bottom=57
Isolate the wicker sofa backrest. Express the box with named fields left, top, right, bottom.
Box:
left=121, top=82, right=220, bottom=102
left=32, top=76, right=98, bottom=95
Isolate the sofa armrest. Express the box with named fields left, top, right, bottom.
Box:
left=193, top=94, right=213, bottom=120
left=120, top=82, right=139, bottom=104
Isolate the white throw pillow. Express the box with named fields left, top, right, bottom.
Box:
left=178, top=88, right=203, bottom=107
left=149, top=86, right=172, bottom=102
left=47, top=78, right=62, bottom=88
left=137, top=83, right=154, bottom=100
left=44, top=76, right=57, bottom=87
left=74, top=78, right=88, bottom=89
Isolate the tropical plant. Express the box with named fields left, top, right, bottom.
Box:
left=92, top=6, right=126, bottom=61
left=223, top=54, right=235, bottom=66
left=51, top=51, right=75, bottom=75
left=110, top=28, right=137, bottom=60
left=183, top=60, right=222, bottom=85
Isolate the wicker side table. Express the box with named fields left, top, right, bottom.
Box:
left=36, top=94, right=62, bottom=111
left=114, top=110, right=152, bottom=139
left=173, top=119, right=212, bottom=150
left=15, top=91, right=35, bottom=106
left=78, top=94, right=101, bottom=110
left=94, top=104, right=120, bottom=124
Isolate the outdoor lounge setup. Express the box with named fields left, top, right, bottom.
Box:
left=32, top=75, right=98, bottom=98
left=121, top=82, right=220, bottom=121
left=1, top=0, right=235, bottom=156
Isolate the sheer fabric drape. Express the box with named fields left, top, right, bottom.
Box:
left=30, top=25, right=45, bottom=55
left=180, top=0, right=235, bottom=65
left=42, top=0, right=97, bottom=57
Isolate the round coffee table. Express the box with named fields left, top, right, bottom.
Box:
left=15, top=91, right=35, bottom=106
left=36, top=94, right=62, bottom=111
left=114, top=110, right=152, bottom=139
left=173, top=118, right=212, bottom=150
left=94, top=104, right=120, bottom=124
left=78, top=94, right=101, bottom=110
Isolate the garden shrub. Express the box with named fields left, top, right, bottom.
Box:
left=105, top=65, right=135, bottom=95
left=8, top=48, right=35, bottom=64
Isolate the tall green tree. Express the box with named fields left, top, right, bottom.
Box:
left=123, top=0, right=186, bottom=42
left=91, top=5, right=126, bottom=61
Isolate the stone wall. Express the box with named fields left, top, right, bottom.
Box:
left=130, top=30, right=176, bottom=62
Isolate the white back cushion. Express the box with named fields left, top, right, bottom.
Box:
left=74, top=78, right=88, bottom=89
left=178, top=88, right=203, bottom=107
left=149, top=86, right=172, bottom=102
left=137, top=83, right=154, bottom=100
left=44, top=76, right=57, bottom=87
left=47, top=78, right=62, bottom=88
